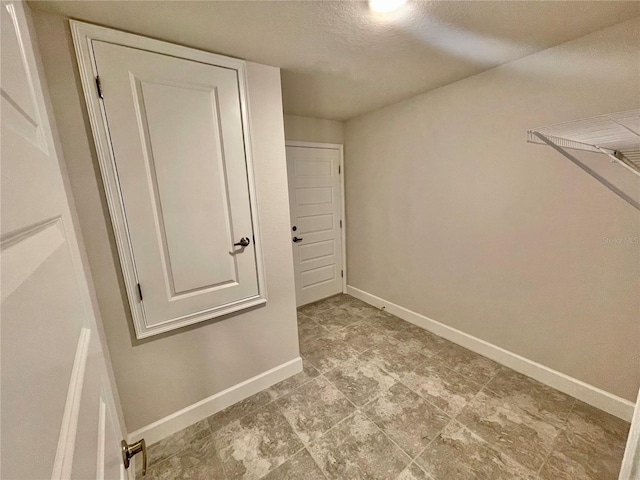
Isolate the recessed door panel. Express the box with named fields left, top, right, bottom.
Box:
left=297, top=214, right=334, bottom=234
left=0, top=7, right=45, bottom=149
left=294, top=159, right=332, bottom=177
left=299, top=239, right=335, bottom=263
left=138, top=80, right=236, bottom=295
left=90, top=40, right=264, bottom=336
left=296, top=187, right=333, bottom=206
left=301, top=264, right=336, bottom=289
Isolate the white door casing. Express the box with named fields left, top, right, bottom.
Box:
left=1, top=2, right=127, bottom=479
left=619, top=387, right=640, bottom=479
left=71, top=22, right=267, bottom=338
left=286, top=142, right=346, bottom=306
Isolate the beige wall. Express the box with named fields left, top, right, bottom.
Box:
left=345, top=18, right=640, bottom=401
left=284, top=114, right=344, bottom=144
left=32, top=11, right=299, bottom=432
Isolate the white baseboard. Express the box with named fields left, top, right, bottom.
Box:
left=127, top=357, right=303, bottom=445
left=347, top=285, right=635, bottom=421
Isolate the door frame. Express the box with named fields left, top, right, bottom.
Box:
left=70, top=21, right=267, bottom=338
left=619, top=387, right=640, bottom=479
left=285, top=140, right=347, bottom=295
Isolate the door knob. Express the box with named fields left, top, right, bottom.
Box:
left=234, top=237, right=251, bottom=247
left=122, top=438, right=147, bottom=476
left=292, top=237, right=303, bottom=243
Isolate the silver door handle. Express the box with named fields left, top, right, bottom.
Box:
left=122, top=438, right=147, bottom=476
left=234, top=237, right=251, bottom=247
left=292, top=237, right=303, bottom=243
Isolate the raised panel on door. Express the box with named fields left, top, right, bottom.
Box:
left=1, top=224, right=86, bottom=479
left=286, top=145, right=343, bottom=306
left=138, top=81, right=237, bottom=295
left=88, top=40, right=265, bottom=337
left=71, top=336, right=126, bottom=480
left=1, top=4, right=126, bottom=479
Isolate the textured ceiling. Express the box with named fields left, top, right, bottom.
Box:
left=31, top=1, right=640, bottom=120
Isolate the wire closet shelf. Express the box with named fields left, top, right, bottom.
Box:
left=528, top=109, right=640, bottom=211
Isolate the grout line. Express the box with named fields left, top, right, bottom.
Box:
left=259, top=377, right=335, bottom=480
left=405, top=366, right=502, bottom=464
left=273, top=371, right=359, bottom=454
left=536, top=397, right=578, bottom=476
left=269, top=359, right=320, bottom=401
left=455, top=368, right=557, bottom=476
left=259, top=443, right=307, bottom=479
left=361, top=407, right=415, bottom=465
left=316, top=348, right=440, bottom=469
left=409, top=409, right=462, bottom=466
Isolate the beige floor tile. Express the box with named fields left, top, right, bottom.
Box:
left=207, top=390, right=272, bottom=433
left=365, top=310, right=410, bottom=336
left=567, top=400, right=630, bottom=445
left=417, top=421, right=538, bottom=480
left=457, top=389, right=561, bottom=471
left=307, top=412, right=411, bottom=479
left=539, top=400, right=630, bottom=480
left=262, top=448, right=325, bottom=480
left=402, top=359, right=483, bottom=416
left=212, top=403, right=303, bottom=480
left=396, top=463, right=431, bottom=479
left=337, top=321, right=389, bottom=354
left=143, top=418, right=211, bottom=471
left=392, top=327, right=447, bottom=356
left=313, top=306, right=361, bottom=332
left=362, top=382, right=450, bottom=458
left=268, top=360, right=319, bottom=400
left=486, top=368, right=575, bottom=428
left=142, top=438, right=225, bottom=480
left=359, top=337, right=428, bottom=381
left=297, top=313, right=327, bottom=340
left=299, top=330, right=358, bottom=373
left=434, top=342, right=502, bottom=385
left=324, top=357, right=396, bottom=406
left=276, top=376, right=356, bottom=443
left=540, top=430, right=624, bottom=480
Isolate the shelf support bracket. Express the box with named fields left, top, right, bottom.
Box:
left=593, top=147, right=640, bottom=178
left=531, top=131, right=640, bottom=211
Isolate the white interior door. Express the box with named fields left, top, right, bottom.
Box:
left=85, top=38, right=264, bottom=338
left=1, top=3, right=127, bottom=479
left=286, top=144, right=344, bottom=306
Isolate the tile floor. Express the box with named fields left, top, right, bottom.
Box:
left=138, top=294, right=630, bottom=480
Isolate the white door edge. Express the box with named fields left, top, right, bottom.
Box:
left=285, top=140, right=347, bottom=297
left=2, top=2, right=129, bottom=477
left=619, top=388, right=640, bottom=479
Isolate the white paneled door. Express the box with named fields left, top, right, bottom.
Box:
left=286, top=144, right=344, bottom=306
left=73, top=25, right=266, bottom=338
left=1, top=2, right=127, bottom=480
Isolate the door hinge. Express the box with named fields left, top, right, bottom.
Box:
left=340, top=220, right=342, bottom=228
left=338, top=165, right=341, bottom=174
left=95, top=76, right=104, bottom=99
left=341, top=270, right=344, bottom=278
left=137, top=283, right=143, bottom=301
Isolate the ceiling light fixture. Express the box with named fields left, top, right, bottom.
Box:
left=368, top=0, right=407, bottom=14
